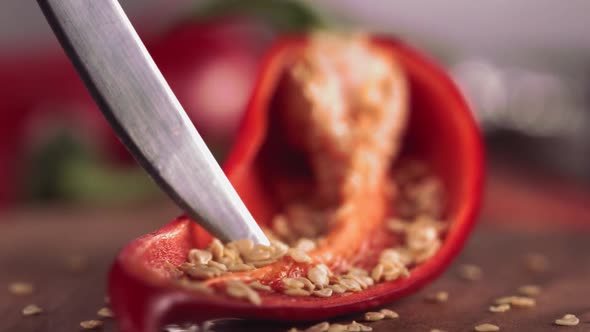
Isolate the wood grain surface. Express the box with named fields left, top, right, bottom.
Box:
left=0, top=200, right=589, bottom=332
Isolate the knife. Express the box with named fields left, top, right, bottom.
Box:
left=37, top=0, right=269, bottom=245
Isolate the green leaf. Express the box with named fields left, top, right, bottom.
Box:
left=57, top=158, right=159, bottom=204
left=189, top=0, right=331, bottom=32
left=24, top=130, right=159, bottom=204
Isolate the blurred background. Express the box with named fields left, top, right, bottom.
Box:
left=1, top=0, right=589, bottom=225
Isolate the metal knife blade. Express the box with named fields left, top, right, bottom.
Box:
left=37, top=0, right=269, bottom=245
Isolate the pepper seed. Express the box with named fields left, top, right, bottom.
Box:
left=22, top=304, right=42, bottom=316
left=489, top=304, right=510, bottom=313
left=97, top=307, right=114, bottom=318
left=313, top=288, right=333, bottom=297
left=458, top=264, right=482, bottom=281
left=474, top=323, right=500, bottom=331
left=426, top=291, right=449, bottom=303
left=517, top=285, right=540, bottom=296
left=555, top=314, right=579, bottom=326
left=524, top=253, right=548, bottom=272
left=9, top=282, right=34, bottom=296
left=379, top=309, right=399, bottom=319
left=305, top=321, right=330, bottom=332
left=364, top=311, right=385, bottom=321
left=80, top=320, right=103, bottom=330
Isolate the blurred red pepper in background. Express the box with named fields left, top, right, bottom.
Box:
left=0, top=0, right=326, bottom=207
left=149, top=17, right=271, bottom=154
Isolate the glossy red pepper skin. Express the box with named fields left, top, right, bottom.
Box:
left=108, top=35, right=484, bottom=332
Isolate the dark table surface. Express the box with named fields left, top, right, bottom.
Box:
left=0, top=197, right=589, bottom=332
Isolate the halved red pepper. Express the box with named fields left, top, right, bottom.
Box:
left=108, top=34, right=484, bottom=332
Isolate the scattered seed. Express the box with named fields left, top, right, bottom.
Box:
left=524, top=253, right=548, bottom=272
left=297, top=277, right=316, bottom=291
left=348, top=321, right=372, bottom=331
left=283, top=277, right=305, bottom=289
left=207, top=260, right=228, bottom=271
left=474, top=323, right=500, bottom=331
left=371, top=264, right=384, bottom=282
left=80, top=320, right=103, bottom=330
left=489, top=304, right=510, bottom=313
left=308, top=264, right=330, bottom=288
left=510, top=296, right=536, bottom=308
left=348, top=267, right=369, bottom=277
left=229, top=239, right=254, bottom=256
left=330, top=284, right=347, bottom=294
left=413, top=239, right=441, bottom=263
left=406, top=218, right=440, bottom=252
left=221, top=247, right=241, bottom=264
left=430, top=330, right=447, bottom=332
left=249, top=281, right=273, bottom=292
left=65, top=254, right=89, bottom=272
left=284, top=288, right=312, bottom=296
left=227, top=263, right=255, bottom=272
left=295, top=238, right=317, bottom=252
left=208, top=239, right=224, bottom=260
left=494, top=296, right=516, bottom=305
left=379, top=309, right=399, bottom=319
left=364, top=311, right=385, bottom=321
left=97, top=307, right=113, bottom=318
left=313, top=288, right=333, bottom=297
left=176, top=278, right=213, bottom=294
left=386, top=218, right=408, bottom=233
left=373, top=261, right=408, bottom=282
left=179, top=263, right=223, bottom=279
left=286, top=320, right=374, bottom=332
left=251, top=259, right=279, bottom=268
left=493, top=295, right=535, bottom=308
left=327, top=324, right=348, bottom=332
left=9, top=282, right=34, bottom=295
left=289, top=249, right=312, bottom=263
left=22, top=304, right=42, bottom=316
left=270, top=240, right=290, bottom=258
left=225, top=280, right=261, bottom=305
left=379, top=249, right=404, bottom=265
left=188, top=249, right=212, bottom=265
left=164, top=261, right=184, bottom=279
left=426, top=291, right=449, bottom=303
left=305, top=321, right=330, bottom=332
left=162, top=323, right=199, bottom=332
left=360, top=275, right=374, bottom=287
left=346, top=274, right=370, bottom=290
left=338, top=277, right=362, bottom=292
left=272, top=214, right=292, bottom=239
left=244, top=244, right=274, bottom=262
left=555, top=314, right=579, bottom=326
left=244, top=288, right=262, bottom=306
left=459, top=264, right=482, bottom=281
left=517, top=285, right=540, bottom=296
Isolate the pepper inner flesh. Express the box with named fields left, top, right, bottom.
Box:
left=174, top=34, right=447, bottom=302
left=275, top=33, right=409, bottom=265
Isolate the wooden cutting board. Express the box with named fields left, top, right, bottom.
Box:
left=0, top=201, right=588, bottom=332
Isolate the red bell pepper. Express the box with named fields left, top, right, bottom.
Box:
left=149, top=17, right=269, bottom=148
left=108, top=35, right=484, bottom=331
left=0, top=1, right=324, bottom=206
left=0, top=18, right=267, bottom=206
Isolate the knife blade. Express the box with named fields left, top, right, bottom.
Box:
left=37, top=0, right=269, bottom=245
